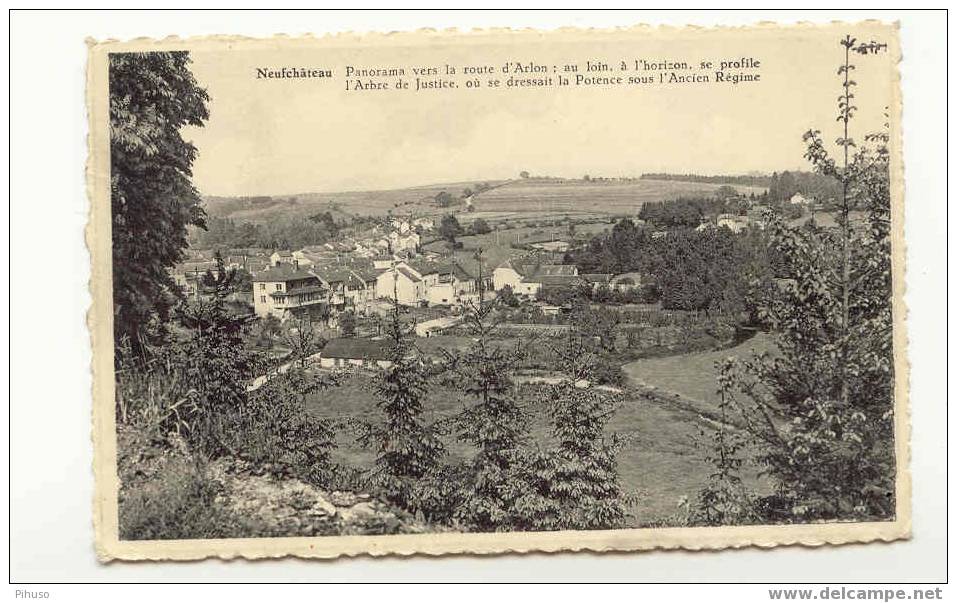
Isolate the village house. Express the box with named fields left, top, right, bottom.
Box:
left=310, top=265, right=353, bottom=313
left=171, top=259, right=218, bottom=299
left=422, top=262, right=476, bottom=306
left=717, top=214, right=750, bottom=233
left=789, top=192, right=811, bottom=205
left=346, top=267, right=380, bottom=314
left=529, top=240, right=571, bottom=253
left=492, top=260, right=535, bottom=295
left=492, top=261, right=580, bottom=297
left=388, top=231, right=420, bottom=253
left=581, top=273, right=613, bottom=292
left=311, top=263, right=380, bottom=317
left=390, top=217, right=412, bottom=234
left=376, top=263, right=427, bottom=306
left=318, top=338, right=392, bottom=370
left=372, top=256, right=395, bottom=270
left=610, top=272, right=642, bottom=291
left=525, top=272, right=585, bottom=293
left=412, top=216, right=435, bottom=231
left=269, top=249, right=295, bottom=267
left=171, top=269, right=203, bottom=300
left=253, top=264, right=327, bottom=321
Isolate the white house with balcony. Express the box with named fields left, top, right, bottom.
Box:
left=253, top=264, right=327, bottom=321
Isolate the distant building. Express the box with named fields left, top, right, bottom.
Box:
left=311, top=264, right=379, bottom=316
left=581, top=273, right=613, bottom=292
left=319, top=338, right=392, bottom=370
left=388, top=231, right=420, bottom=253
left=171, top=270, right=202, bottom=300
left=253, top=264, right=327, bottom=320
left=717, top=214, right=749, bottom=233
left=269, top=249, right=295, bottom=267
left=529, top=240, right=570, bottom=253
left=415, top=315, right=462, bottom=337
left=390, top=218, right=412, bottom=234
left=492, top=261, right=579, bottom=296
left=171, top=259, right=217, bottom=299
left=423, top=262, right=476, bottom=306
left=525, top=273, right=585, bottom=292
left=376, top=263, right=427, bottom=306
left=412, top=217, right=435, bottom=231
left=347, top=267, right=381, bottom=315
left=610, top=272, right=642, bottom=291
left=372, top=256, right=395, bottom=270
left=540, top=305, right=562, bottom=317
left=493, top=261, right=538, bottom=295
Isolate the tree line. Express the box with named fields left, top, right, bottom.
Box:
left=565, top=217, right=780, bottom=317
left=192, top=210, right=380, bottom=251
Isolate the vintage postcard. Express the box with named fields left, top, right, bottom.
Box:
left=88, top=21, right=909, bottom=561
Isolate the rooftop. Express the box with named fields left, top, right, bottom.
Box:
left=396, top=266, right=422, bottom=283
left=254, top=264, right=320, bottom=283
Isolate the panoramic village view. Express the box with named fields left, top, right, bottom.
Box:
left=112, top=36, right=896, bottom=539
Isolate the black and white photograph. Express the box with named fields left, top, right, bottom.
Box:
left=82, top=20, right=911, bottom=561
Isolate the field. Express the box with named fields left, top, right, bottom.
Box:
left=303, top=360, right=763, bottom=525
left=622, top=331, right=778, bottom=416
left=472, top=178, right=767, bottom=215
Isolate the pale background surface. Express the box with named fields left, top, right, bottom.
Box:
left=7, top=8, right=948, bottom=583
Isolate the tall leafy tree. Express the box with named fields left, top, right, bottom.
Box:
left=438, top=213, right=463, bottom=243
left=109, top=52, right=209, bottom=354
left=722, top=35, right=894, bottom=521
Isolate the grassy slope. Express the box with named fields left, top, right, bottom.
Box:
left=622, top=331, right=778, bottom=408
left=305, top=372, right=719, bottom=526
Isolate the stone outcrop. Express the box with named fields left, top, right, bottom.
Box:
left=206, top=457, right=429, bottom=537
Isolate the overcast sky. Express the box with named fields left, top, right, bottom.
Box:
left=180, top=25, right=896, bottom=197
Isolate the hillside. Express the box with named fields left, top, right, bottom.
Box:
left=201, top=177, right=768, bottom=224
left=202, top=180, right=508, bottom=223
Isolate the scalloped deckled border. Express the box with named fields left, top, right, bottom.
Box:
left=87, top=20, right=910, bottom=562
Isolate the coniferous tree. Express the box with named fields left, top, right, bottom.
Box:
left=514, top=382, right=631, bottom=531
left=361, top=270, right=444, bottom=511
left=450, top=249, right=529, bottom=530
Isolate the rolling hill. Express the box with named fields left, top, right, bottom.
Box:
left=201, top=178, right=767, bottom=223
